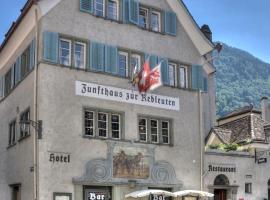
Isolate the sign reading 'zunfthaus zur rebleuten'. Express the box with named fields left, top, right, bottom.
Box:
left=75, top=81, right=180, bottom=111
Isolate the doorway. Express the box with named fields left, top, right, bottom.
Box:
left=214, top=189, right=226, bottom=200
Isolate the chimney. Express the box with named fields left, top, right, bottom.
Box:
left=201, top=24, right=212, bottom=42
left=261, top=96, right=269, bottom=122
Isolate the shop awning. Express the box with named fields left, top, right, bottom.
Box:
left=125, top=189, right=176, bottom=198
left=174, top=190, right=214, bottom=197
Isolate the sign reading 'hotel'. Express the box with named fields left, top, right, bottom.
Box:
left=75, top=81, right=180, bottom=111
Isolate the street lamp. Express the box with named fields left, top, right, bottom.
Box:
left=19, top=120, right=43, bottom=139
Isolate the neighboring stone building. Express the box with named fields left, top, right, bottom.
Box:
left=205, top=104, right=270, bottom=200
left=0, top=0, right=216, bottom=200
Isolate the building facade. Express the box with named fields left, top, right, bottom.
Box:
left=0, top=0, right=215, bottom=200
left=205, top=103, right=270, bottom=200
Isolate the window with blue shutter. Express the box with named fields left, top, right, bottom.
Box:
left=90, top=42, right=105, bottom=72
left=158, top=57, right=169, bottom=85
left=145, top=54, right=158, bottom=69
left=203, top=77, right=208, bottom=92
left=122, top=0, right=129, bottom=23
left=11, top=65, right=15, bottom=89
left=129, top=0, right=139, bottom=25
left=191, top=65, right=203, bottom=90
left=80, top=0, right=93, bottom=13
left=30, top=39, right=35, bottom=70
left=165, top=11, right=176, bottom=36
left=15, top=56, right=21, bottom=85
left=43, top=32, right=59, bottom=63
left=105, top=45, right=118, bottom=74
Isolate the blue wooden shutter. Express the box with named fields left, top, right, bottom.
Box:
left=43, top=32, right=59, bottom=63
left=80, top=0, right=93, bottom=13
left=144, top=54, right=158, bottom=69
left=203, top=77, right=208, bottom=92
left=165, top=11, right=177, bottom=36
left=15, top=56, right=21, bottom=84
left=30, top=39, right=36, bottom=70
left=122, top=0, right=129, bottom=23
left=158, top=57, right=169, bottom=85
left=129, top=0, right=139, bottom=25
left=105, top=45, right=118, bottom=74
left=90, top=42, right=105, bottom=72
left=0, top=75, right=3, bottom=98
left=191, top=65, right=203, bottom=90
left=11, top=65, right=15, bottom=88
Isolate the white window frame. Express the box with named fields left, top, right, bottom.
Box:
left=85, top=110, right=95, bottom=137
left=74, top=41, right=86, bottom=69
left=95, top=0, right=105, bottom=17
left=139, top=7, right=149, bottom=29
left=150, top=10, right=161, bottom=32
left=131, top=53, right=141, bottom=71
left=97, top=112, right=108, bottom=138
left=168, top=62, right=177, bottom=87
left=138, top=118, right=147, bottom=142
left=118, top=51, right=129, bottom=77
left=179, top=65, right=188, bottom=88
left=59, top=38, right=71, bottom=66
left=107, top=0, right=119, bottom=20
left=150, top=119, right=159, bottom=143
left=111, top=113, right=121, bottom=139
left=161, top=120, right=170, bottom=144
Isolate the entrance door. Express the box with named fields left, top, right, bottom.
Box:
left=214, top=189, right=227, bottom=200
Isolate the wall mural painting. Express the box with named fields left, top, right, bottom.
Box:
left=113, top=146, right=149, bottom=179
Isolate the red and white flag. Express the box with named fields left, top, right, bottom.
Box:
left=137, top=60, right=163, bottom=93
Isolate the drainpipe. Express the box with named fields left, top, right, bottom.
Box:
left=198, top=90, right=204, bottom=190
left=34, top=3, right=40, bottom=200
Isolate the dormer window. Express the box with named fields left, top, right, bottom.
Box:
left=107, top=0, right=118, bottom=20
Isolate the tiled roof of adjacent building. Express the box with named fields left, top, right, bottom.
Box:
left=211, top=127, right=232, bottom=144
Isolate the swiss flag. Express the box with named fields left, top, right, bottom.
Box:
left=137, top=60, right=163, bottom=93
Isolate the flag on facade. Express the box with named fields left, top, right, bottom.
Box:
left=136, top=59, right=162, bottom=93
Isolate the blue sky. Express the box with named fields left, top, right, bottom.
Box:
left=0, top=0, right=269, bottom=63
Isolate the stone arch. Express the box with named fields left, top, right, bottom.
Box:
left=214, top=174, right=230, bottom=186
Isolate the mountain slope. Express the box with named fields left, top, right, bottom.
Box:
left=214, top=43, right=270, bottom=117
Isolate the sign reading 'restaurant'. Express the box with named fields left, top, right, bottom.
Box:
left=208, top=164, right=236, bottom=173
left=75, top=81, right=180, bottom=111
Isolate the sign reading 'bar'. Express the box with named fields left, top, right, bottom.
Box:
left=75, top=81, right=180, bottom=111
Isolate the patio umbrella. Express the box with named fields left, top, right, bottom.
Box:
left=125, top=189, right=176, bottom=198
left=174, top=190, right=214, bottom=198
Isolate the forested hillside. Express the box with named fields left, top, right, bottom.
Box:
left=214, top=43, right=270, bottom=117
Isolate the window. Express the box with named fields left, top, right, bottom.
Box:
left=20, top=109, right=30, bottom=138
left=150, top=119, right=158, bottom=143
left=138, top=116, right=171, bottom=144
left=139, top=118, right=147, bottom=142
left=107, top=0, right=118, bottom=20
left=168, top=63, right=177, bottom=87
left=74, top=42, right=86, bottom=69
left=98, top=112, right=108, bottom=137
left=85, top=111, right=94, bottom=136
left=53, top=193, right=72, bottom=200
left=118, top=51, right=129, bottom=77
left=131, top=53, right=142, bottom=74
left=59, top=39, right=71, bottom=66
left=8, top=120, right=16, bottom=146
left=179, top=66, right=188, bottom=88
left=84, top=109, right=123, bottom=139
left=95, top=0, right=105, bottom=17
left=245, top=183, right=252, bottom=194
left=10, top=184, right=21, bottom=200
left=151, top=11, right=161, bottom=32
left=4, top=68, right=12, bottom=95
left=139, top=8, right=148, bottom=28
left=21, top=46, right=30, bottom=78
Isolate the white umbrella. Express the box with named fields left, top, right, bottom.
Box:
left=125, top=189, right=176, bottom=198
left=174, top=190, right=214, bottom=198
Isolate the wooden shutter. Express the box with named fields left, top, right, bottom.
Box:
left=30, top=39, right=36, bottom=70
left=158, top=57, right=169, bottom=85
left=80, top=0, right=93, bottom=13
left=165, top=11, right=177, bottom=36
left=43, top=32, right=59, bottom=63
left=191, top=65, right=203, bottom=90
left=90, top=42, right=105, bottom=72
left=11, top=65, right=15, bottom=89
left=122, top=0, right=129, bottom=23
left=203, top=77, right=208, bottom=92
left=129, top=0, right=139, bottom=25
left=144, top=54, right=158, bottom=69
left=0, top=75, right=3, bottom=98
left=105, top=45, right=118, bottom=74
